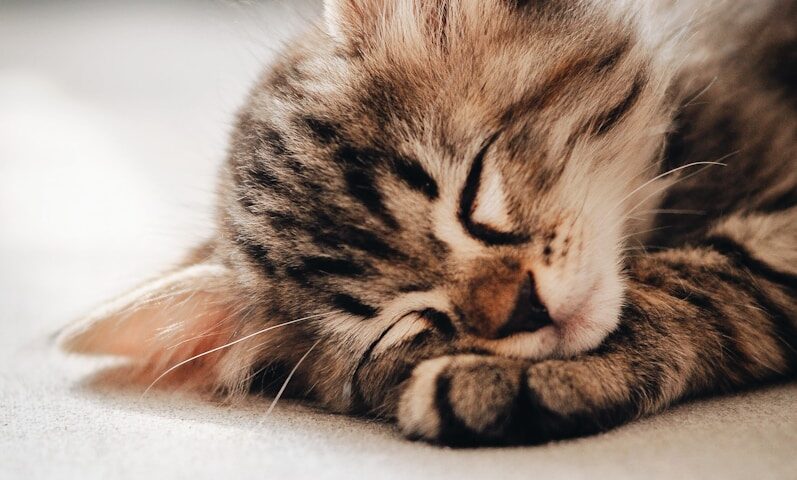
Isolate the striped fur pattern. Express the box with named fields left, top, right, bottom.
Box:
left=61, top=0, right=797, bottom=445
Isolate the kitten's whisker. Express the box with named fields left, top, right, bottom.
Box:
left=164, top=302, right=256, bottom=350
left=591, top=159, right=677, bottom=230
left=105, top=287, right=199, bottom=320
left=262, top=338, right=322, bottom=419
left=142, top=312, right=331, bottom=396
left=597, top=157, right=732, bottom=243
left=615, top=161, right=727, bottom=216
left=241, top=365, right=269, bottom=387
left=623, top=155, right=736, bottom=221
left=165, top=329, right=229, bottom=351
left=622, top=244, right=669, bottom=253
left=684, top=76, right=718, bottom=108
left=618, top=226, right=671, bottom=243
left=635, top=208, right=706, bottom=216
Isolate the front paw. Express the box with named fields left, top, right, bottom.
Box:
left=397, top=355, right=525, bottom=445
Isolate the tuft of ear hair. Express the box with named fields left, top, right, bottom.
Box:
left=323, top=0, right=384, bottom=48
left=323, top=0, right=456, bottom=54
left=58, top=262, right=249, bottom=393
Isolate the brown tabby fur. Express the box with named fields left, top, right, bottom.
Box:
left=61, top=0, right=797, bottom=445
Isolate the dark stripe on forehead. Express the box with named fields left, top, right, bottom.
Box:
left=298, top=255, right=367, bottom=277
left=507, top=0, right=540, bottom=7
left=236, top=235, right=277, bottom=276
left=594, top=39, right=631, bottom=73
left=503, top=55, right=595, bottom=123
left=398, top=282, right=433, bottom=293
left=390, top=155, right=439, bottom=200
left=590, top=74, right=646, bottom=137
left=502, top=41, right=633, bottom=124
left=247, top=163, right=281, bottom=189
left=261, top=125, right=290, bottom=156
left=236, top=112, right=290, bottom=158
left=344, top=168, right=399, bottom=229
left=266, top=209, right=301, bottom=230
left=336, top=144, right=378, bottom=168
left=262, top=206, right=406, bottom=262
left=302, top=116, right=340, bottom=144
left=331, top=293, right=379, bottom=318
left=507, top=0, right=569, bottom=16
left=338, top=144, right=399, bottom=229
left=319, top=224, right=407, bottom=260
left=243, top=163, right=297, bottom=202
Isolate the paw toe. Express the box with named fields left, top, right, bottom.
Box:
left=398, top=355, right=522, bottom=445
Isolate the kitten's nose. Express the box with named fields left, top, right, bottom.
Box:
left=496, top=273, right=552, bottom=337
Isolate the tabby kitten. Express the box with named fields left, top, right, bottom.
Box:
left=61, top=0, right=797, bottom=445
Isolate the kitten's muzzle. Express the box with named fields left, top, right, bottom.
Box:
left=495, top=273, right=552, bottom=338
left=460, top=264, right=553, bottom=340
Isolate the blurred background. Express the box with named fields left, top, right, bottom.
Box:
left=0, top=0, right=320, bottom=345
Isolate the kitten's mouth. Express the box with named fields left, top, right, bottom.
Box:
left=469, top=324, right=562, bottom=360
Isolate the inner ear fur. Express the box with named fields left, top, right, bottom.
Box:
left=323, top=0, right=454, bottom=53
left=58, top=259, right=256, bottom=393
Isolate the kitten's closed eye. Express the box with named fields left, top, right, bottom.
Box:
left=419, top=308, right=456, bottom=337
left=459, top=133, right=530, bottom=246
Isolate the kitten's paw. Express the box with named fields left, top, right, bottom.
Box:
left=397, top=355, right=524, bottom=445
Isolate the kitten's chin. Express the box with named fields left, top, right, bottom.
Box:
left=557, top=296, right=623, bottom=356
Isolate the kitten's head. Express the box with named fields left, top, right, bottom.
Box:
left=62, top=0, right=675, bottom=396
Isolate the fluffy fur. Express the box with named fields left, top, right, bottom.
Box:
left=61, top=0, right=797, bottom=445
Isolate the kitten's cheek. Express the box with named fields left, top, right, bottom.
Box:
left=558, top=307, right=620, bottom=356
left=558, top=278, right=625, bottom=356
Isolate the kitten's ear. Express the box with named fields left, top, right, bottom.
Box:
left=324, top=0, right=452, bottom=52
left=59, top=261, right=247, bottom=391
left=323, top=0, right=386, bottom=47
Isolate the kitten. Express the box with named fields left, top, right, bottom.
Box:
left=60, top=0, right=797, bottom=445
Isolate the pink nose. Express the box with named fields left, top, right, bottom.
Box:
left=495, top=273, right=552, bottom=338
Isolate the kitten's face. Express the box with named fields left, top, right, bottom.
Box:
left=223, top=0, right=673, bottom=360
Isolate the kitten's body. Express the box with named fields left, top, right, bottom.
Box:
left=62, top=0, right=796, bottom=445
